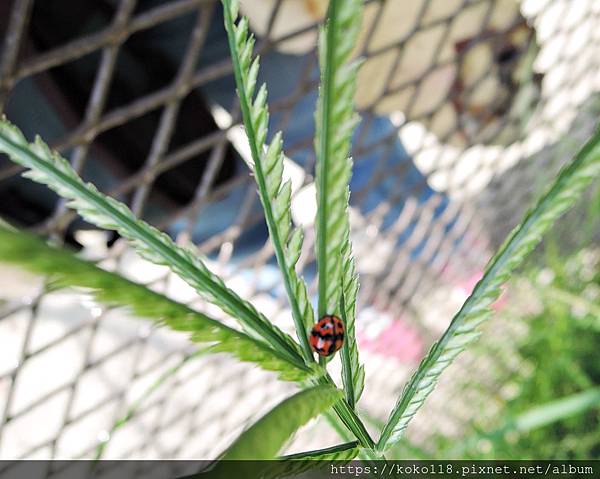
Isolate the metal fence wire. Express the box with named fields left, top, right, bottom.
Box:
left=0, top=0, right=599, bottom=461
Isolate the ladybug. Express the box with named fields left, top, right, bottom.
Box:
left=310, top=315, right=345, bottom=357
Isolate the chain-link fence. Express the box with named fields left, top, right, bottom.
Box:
left=0, top=0, right=599, bottom=461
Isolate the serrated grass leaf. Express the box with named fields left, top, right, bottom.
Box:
left=222, top=0, right=315, bottom=360
left=314, top=0, right=362, bottom=317
left=0, top=118, right=306, bottom=370
left=377, top=127, right=600, bottom=452
left=0, top=228, right=313, bottom=382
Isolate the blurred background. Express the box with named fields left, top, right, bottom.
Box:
left=0, top=0, right=599, bottom=461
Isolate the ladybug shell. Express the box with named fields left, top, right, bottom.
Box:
left=310, top=315, right=345, bottom=357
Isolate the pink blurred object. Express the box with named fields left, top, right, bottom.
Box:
left=357, top=267, right=508, bottom=363
left=358, top=318, right=424, bottom=363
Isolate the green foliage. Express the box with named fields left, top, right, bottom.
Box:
left=0, top=119, right=306, bottom=370
left=220, top=385, right=342, bottom=460
left=222, top=0, right=315, bottom=360
left=314, top=0, right=362, bottom=318
left=493, top=247, right=600, bottom=459
left=0, top=228, right=313, bottom=382
left=377, top=127, right=600, bottom=452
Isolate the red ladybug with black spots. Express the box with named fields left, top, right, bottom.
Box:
left=310, top=315, right=345, bottom=357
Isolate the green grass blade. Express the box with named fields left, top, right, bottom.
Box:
left=0, top=228, right=314, bottom=382
left=0, top=118, right=306, bottom=369
left=339, top=201, right=365, bottom=408
left=220, top=385, right=342, bottom=460
left=221, top=0, right=315, bottom=361
left=377, top=127, right=600, bottom=452
left=512, top=387, right=600, bottom=433
left=314, top=0, right=362, bottom=318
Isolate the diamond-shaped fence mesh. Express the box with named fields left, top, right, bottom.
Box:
left=0, top=0, right=599, bottom=461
